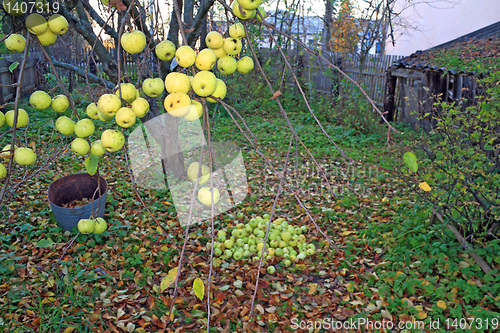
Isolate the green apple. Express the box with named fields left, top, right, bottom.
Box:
left=275, top=248, right=284, bottom=257
left=51, top=94, right=69, bottom=113
left=217, top=234, right=226, bottom=242
left=142, top=78, right=164, bottom=97
left=155, top=40, right=176, bottom=61
left=114, top=83, right=137, bottom=103
left=101, top=129, right=125, bottom=152
left=236, top=238, right=245, bottom=247
left=98, top=94, right=121, bottom=117
left=224, top=239, right=234, bottom=249
left=55, top=116, right=74, bottom=136
left=229, top=23, right=245, bottom=39
left=4, top=33, right=26, bottom=52
left=206, top=79, right=227, bottom=103
left=164, top=92, right=191, bottom=117
left=93, top=217, right=107, bottom=234
left=191, top=70, right=217, bottom=97
left=0, top=163, right=6, bottom=179
left=36, top=28, right=57, bottom=46
left=13, top=147, right=36, bottom=165
left=223, top=249, right=233, bottom=260
left=214, top=248, right=223, bottom=256
left=237, top=56, right=254, bottom=74
left=71, top=138, right=90, bottom=156
left=0, top=112, right=4, bottom=127
left=217, top=56, right=237, bottom=75
left=175, top=45, right=196, bottom=68
left=255, top=6, right=265, bottom=21
left=77, top=218, right=95, bottom=234
left=233, top=250, right=243, bottom=260
left=115, top=107, right=136, bottom=128
left=238, top=0, right=262, bottom=10
left=288, top=237, right=298, bottom=247
left=47, top=14, right=68, bottom=35
left=206, top=31, right=223, bottom=49
left=86, top=102, right=99, bottom=119
left=306, top=248, right=315, bottom=256
left=218, top=230, right=226, bottom=237
left=165, top=72, right=191, bottom=94
left=97, top=110, right=113, bottom=122
left=195, top=48, right=217, bottom=71
left=212, top=46, right=226, bottom=59
left=26, top=13, right=47, bottom=35
left=269, top=239, right=279, bottom=248
left=74, top=118, right=95, bottom=138
left=120, top=30, right=146, bottom=54
left=187, top=162, right=210, bottom=184
left=223, top=38, right=242, bottom=56
left=130, top=97, right=150, bottom=118
left=5, top=109, right=29, bottom=128
left=266, top=265, right=275, bottom=274
left=232, top=0, right=256, bottom=20
left=101, top=129, right=125, bottom=153
left=30, top=90, right=51, bottom=110
left=198, top=187, right=220, bottom=206
left=183, top=101, right=203, bottom=121
left=90, top=140, right=106, bottom=156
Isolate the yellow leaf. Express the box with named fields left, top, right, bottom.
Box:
left=160, top=267, right=178, bottom=292
left=437, top=300, right=447, bottom=310
left=63, top=327, right=76, bottom=333
left=419, top=182, right=431, bottom=191
left=347, top=282, right=356, bottom=293
left=417, top=311, right=427, bottom=319
left=160, top=245, right=169, bottom=251
left=193, top=277, right=205, bottom=301
left=340, top=230, right=356, bottom=237
left=307, top=283, right=318, bottom=295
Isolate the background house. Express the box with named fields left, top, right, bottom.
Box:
left=385, top=0, right=500, bottom=56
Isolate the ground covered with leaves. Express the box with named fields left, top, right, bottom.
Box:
left=1, top=87, right=499, bottom=333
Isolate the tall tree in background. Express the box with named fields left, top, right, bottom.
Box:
left=329, top=0, right=359, bottom=53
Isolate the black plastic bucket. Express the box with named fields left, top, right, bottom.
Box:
left=47, top=173, right=108, bottom=230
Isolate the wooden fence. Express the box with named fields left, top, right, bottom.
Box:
left=0, top=54, right=37, bottom=105
left=305, top=52, right=405, bottom=107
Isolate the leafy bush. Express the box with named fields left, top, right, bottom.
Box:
left=411, top=70, right=500, bottom=243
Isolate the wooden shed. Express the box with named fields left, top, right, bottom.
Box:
left=383, top=21, right=500, bottom=130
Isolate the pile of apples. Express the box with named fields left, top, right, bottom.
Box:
left=212, top=214, right=316, bottom=272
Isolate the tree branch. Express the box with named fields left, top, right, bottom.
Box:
left=51, top=58, right=115, bottom=90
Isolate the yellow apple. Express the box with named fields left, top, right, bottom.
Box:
left=255, top=6, right=266, bottom=21
left=232, top=0, right=256, bottom=20
left=229, top=23, right=245, bottom=39
left=198, top=187, right=220, bottom=206
left=55, top=116, right=74, bottom=136
left=25, top=13, right=47, bottom=35
left=77, top=218, right=95, bottom=234
left=5, top=109, right=29, bottom=128
left=90, top=140, right=106, bottom=156
left=51, top=94, right=70, bottom=113
left=115, top=107, right=136, bottom=128
left=238, top=0, right=262, bottom=10
left=184, top=101, right=203, bottom=121
left=0, top=163, right=6, bottom=179
left=30, top=90, right=51, bottom=110
left=114, top=83, right=137, bottom=103
left=98, top=93, right=121, bottom=117
left=142, top=78, right=164, bottom=97
left=14, top=147, right=36, bottom=165
left=47, top=14, right=68, bottom=35
left=1, top=145, right=17, bottom=160
left=211, top=47, right=226, bottom=59
left=74, top=118, right=95, bottom=138
left=217, top=56, right=237, bottom=75
left=3, top=0, right=25, bottom=16
left=164, top=92, right=191, bottom=117
left=0, top=112, right=4, bottom=127
left=187, top=162, right=210, bottom=184
left=155, top=40, right=176, bottom=61
left=4, top=34, right=26, bottom=52
left=237, top=56, right=254, bottom=74
left=93, top=217, right=107, bottom=234
left=86, top=102, right=99, bottom=120
left=97, top=110, right=114, bottom=122
left=120, top=30, right=146, bottom=54
left=207, top=79, right=227, bottom=103
left=131, top=97, right=150, bottom=118
left=101, top=129, right=125, bottom=152
left=223, top=38, right=242, bottom=56
left=206, top=31, right=223, bottom=49
left=175, top=45, right=196, bottom=68
left=165, top=72, right=191, bottom=94
left=36, top=29, right=57, bottom=46
left=195, top=48, right=217, bottom=71
left=191, top=70, right=217, bottom=97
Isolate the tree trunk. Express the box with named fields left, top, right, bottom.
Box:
left=323, top=0, right=334, bottom=53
